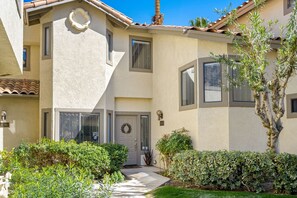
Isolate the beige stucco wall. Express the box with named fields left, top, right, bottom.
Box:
left=0, top=97, right=39, bottom=150
left=0, top=0, right=23, bottom=75
left=115, top=98, right=152, bottom=112
left=112, top=29, right=153, bottom=99
left=197, top=40, right=230, bottom=151
left=151, top=34, right=199, bottom=158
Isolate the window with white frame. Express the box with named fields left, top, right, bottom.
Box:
left=130, top=36, right=152, bottom=72
left=106, top=30, right=113, bottom=65
left=59, top=112, right=100, bottom=143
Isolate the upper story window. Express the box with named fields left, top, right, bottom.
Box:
left=203, top=62, right=222, bottom=103
left=284, top=0, right=295, bottom=15
left=106, top=30, right=113, bottom=65
left=198, top=57, right=255, bottom=108
left=130, top=36, right=152, bottom=72
left=231, top=69, right=254, bottom=103
left=287, top=94, right=297, bottom=118
left=179, top=60, right=197, bottom=111
left=23, top=46, right=30, bottom=71
left=42, top=23, right=52, bottom=59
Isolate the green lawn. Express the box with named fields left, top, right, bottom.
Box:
left=149, top=186, right=296, bottom=198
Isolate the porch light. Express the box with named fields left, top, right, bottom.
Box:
left=156, top=110, right=163, bottom=121
left=0, top=111, right=9, bottom=128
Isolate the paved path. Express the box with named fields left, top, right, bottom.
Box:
left=112, top=166, right=170, bottom=198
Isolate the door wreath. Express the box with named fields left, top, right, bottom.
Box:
left=121, top=123, right=132, bottom=134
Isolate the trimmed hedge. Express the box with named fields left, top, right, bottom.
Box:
left=170, top=150, right=297, bottom=194
left=274, top=153, right=297, bottom=194
left=99, top=143, right=128, bottom=172
left=13, top=139, right=110, bottom=178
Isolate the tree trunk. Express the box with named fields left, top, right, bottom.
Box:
left=267, top=128, right=280, bottom=153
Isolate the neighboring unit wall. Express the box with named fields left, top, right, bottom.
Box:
left=226, top=0, right=290, bottom=36
left=0, top=0, right=23, bottom=75
left=0, top=97, right=39, bottom=150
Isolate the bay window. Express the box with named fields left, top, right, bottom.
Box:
left=179, top=60, right=197, bottom=111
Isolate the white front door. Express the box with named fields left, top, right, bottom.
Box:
left=115, top=115, right=138, bottom=165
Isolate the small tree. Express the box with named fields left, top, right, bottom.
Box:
left=189, top=17, right=210, bottom=28
left=213, top=0, right=297, bottom=153
left=156, top=128, right=193, bottom=171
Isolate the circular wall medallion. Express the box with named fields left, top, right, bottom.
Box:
left=121, top=123, right=132, bottom=134
left=68, top=8, right=91, bottom=31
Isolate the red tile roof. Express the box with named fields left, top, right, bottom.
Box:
left=0, top=79, right=40, bottom=96
left=209, top=0, right=255, bottom=29
left=24, top=0, right=133, bottom=25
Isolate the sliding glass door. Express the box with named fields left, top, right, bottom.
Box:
left=60, top=112, right=100, bottom=143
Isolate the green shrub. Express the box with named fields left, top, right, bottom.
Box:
left=99, top=143, right=128, bottom=172
left=240, top=152, right=274, bottom=192
left=156, top=128, right=193, bottom=170
left=273, top=153, right=297, bottom=194
left=14, top=139, right=110, bottom=178
left=10, top=165, right=94, bottom=198
left=170, top=150, right=274, bottom=193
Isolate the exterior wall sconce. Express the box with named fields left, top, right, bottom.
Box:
left=156, top=110, right=164, bottom=126
left=0, top=111, right=9, bottom=128
left=156, top=110, right=163, bottom=121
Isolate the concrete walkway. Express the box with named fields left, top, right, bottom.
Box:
left=112, top=166, right=170, bottom=198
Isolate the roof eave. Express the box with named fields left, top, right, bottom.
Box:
left=24, top=0, right=132, bottom=28
left=209, top=0, right=255, bottom=29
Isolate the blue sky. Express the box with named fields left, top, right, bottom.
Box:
left=24, top=0, right=245, bottom=25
